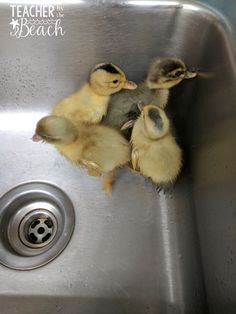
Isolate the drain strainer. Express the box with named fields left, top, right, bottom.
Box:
left=0, top=182, right=75, bottom=270
left=19, top=209, right=57, bottom=248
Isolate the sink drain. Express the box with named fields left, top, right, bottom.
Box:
left=20, top=210, right=57, bottom=248
left=0, top=182, right=75, bottom=270
left=8, top=204, right=59, bottom=256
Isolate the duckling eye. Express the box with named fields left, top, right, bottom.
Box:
left=108, top=79, right=120, bottom=87
left=166, top=73, right=175, bottom=79
left=175, top=70, right=184, bottom=77
left=166, top=71, right=184, bottom=79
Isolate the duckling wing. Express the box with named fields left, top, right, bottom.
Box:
left=103, top=83, right=169, bottom=140
left=103, top=83, right=152, bottom=130
left=82, top=127, right=130, bottom=173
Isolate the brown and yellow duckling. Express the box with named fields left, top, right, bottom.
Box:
left=103, top=57, right=197, bottom=138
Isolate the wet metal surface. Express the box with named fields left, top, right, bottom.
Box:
left=0, top=0, right=236, bottom=313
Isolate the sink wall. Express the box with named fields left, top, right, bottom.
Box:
left=0, top=1, right=236, bottom=313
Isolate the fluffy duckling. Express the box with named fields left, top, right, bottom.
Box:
left=131, top=104, right=182, bottom=186
left=33, top=116, right=131, bottom=193
left=52, top=63, right=137, bottom=125
left=103, top=57, right=197, bottom=137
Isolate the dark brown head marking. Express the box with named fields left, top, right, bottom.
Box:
left=94, top=64, right=120, bottom=74
left=149, top=58, right=185, bottom=82
left=148, top=108, right=163, bottom=130
left=161, top=60, right=184, bottom=76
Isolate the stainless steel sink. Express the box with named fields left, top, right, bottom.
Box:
left=0, top=0, right=236, bottom=313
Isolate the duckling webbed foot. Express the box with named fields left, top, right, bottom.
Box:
left=155, top=183, right=174, bottom=195
left=87, top=168, right=102, bottom=176
left=81, top=159, right=102, bottom=176
left=121, top=120, right=135, bottom=131
left=102, top=170, right=117, bottom=196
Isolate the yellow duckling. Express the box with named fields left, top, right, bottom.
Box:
left=131, top=104, right=182, bottom=185
left=33, top=115, right=131, bottom=194
left=52, top=63, right=137, bottom=124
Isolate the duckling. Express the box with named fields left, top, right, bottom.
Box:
left=52, top=63, right=137, bottom=125
left=131, top=104, right=182, bottom=186
left=33, top=116, right=131, bottom=193
left=103, top=57, right=197, bottom=137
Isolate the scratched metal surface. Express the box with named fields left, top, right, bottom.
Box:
left=0, top=1, right=236, bottom=313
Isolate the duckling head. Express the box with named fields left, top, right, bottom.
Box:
left=89, top=63, right=137, bottom=96
left=140, top=104, right=170, bottom=140
left=34, top=116, right=77, bottom=144
left=146, top=57, right=197, bottom=89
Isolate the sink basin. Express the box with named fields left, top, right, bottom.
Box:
left=0, top=0, right=236, bottom=313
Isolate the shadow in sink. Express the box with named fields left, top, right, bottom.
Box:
left=0, top=1, right=236, bottom=314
